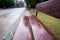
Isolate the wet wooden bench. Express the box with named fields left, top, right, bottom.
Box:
left=29, top=16, right=57, bottom=40
left=13, top=16, right=32, bottom=40
left=36, top=0, right=60, bottom=19
left=13, top=16, right=57, bottom=40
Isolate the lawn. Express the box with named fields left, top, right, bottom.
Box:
left=29, top=9, right=60, bottom=40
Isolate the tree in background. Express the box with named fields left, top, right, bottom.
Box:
left=25, top=0, right=48, bottom=8
left=25, top=0, right=37, bottom=8
left=0, top=0, right=14, bottom=8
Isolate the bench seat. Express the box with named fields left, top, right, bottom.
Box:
left=13, top=16, right=32, bottom=40
left=13, top=16, right=57, bottom=40
left=29, top=16, right=57, bottom=40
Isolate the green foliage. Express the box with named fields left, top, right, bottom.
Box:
left=25, top=0, right=47, bottom=8
left=0, top=0, right=14, bottom=8
left=25, top=0, right=37, bottom=8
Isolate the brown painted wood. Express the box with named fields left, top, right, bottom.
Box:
left=29, top=16, right=57, bottom=40
left=13, top=16, right=57, bottom=40
left=36, top=0, right=60, bottom=19
left=13, top=16, right=32, bottom=40
left=23, top=16, right=35, bottom=40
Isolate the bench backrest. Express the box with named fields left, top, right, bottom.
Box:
left=36, top=0, right=60, bottom=19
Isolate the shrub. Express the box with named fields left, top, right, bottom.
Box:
left=0, top=0, right=14, bottom=8
left=25, top=0, right=48, bottom=8
left=25, top=0, right=37, bottom=8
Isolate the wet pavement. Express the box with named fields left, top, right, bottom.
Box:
left=0, top=8, right=30, bottom=40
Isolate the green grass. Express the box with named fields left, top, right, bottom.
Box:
left=29, top=9, right=60, bottom=40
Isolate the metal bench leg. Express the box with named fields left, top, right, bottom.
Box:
left=36, top=11, right=38, bottom=17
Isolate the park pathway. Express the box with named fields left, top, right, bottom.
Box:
left=0, top=7, right=30, bottom=40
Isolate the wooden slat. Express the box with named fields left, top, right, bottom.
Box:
left=13, top=16, right=32, bottom=40
left=36, top=0, right=60, bottom=19
left=29, top=16, right=57, bottom=40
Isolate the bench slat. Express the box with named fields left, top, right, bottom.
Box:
left=29, top=16, right=57, bottom=40
left=13, top=16, right=32, bottom=40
